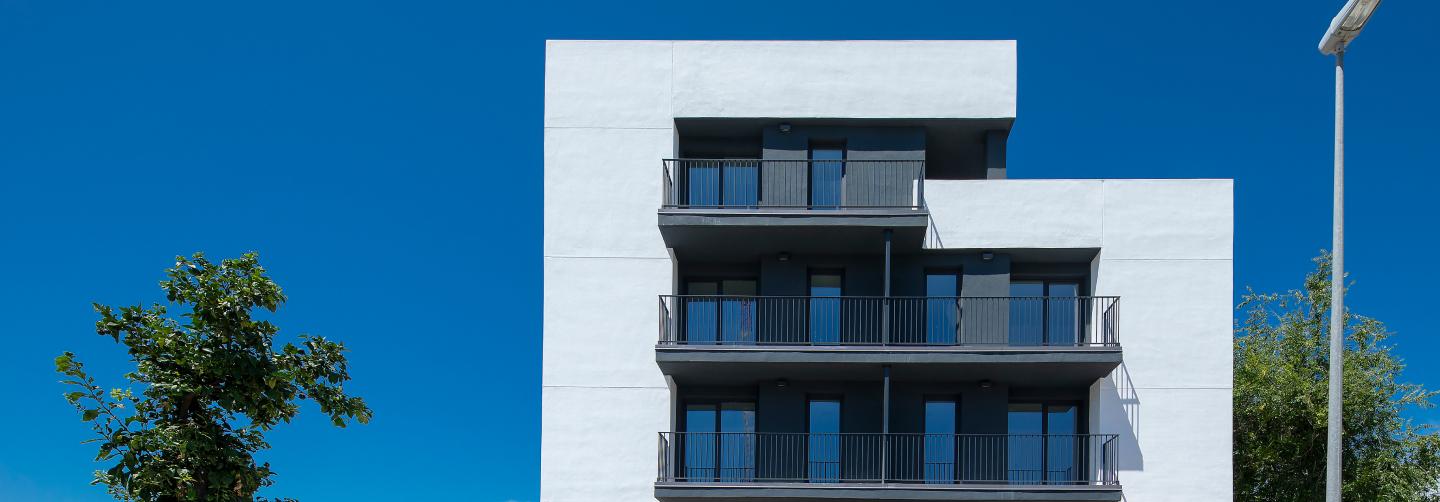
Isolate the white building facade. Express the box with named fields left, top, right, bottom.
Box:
left=543, top=40, right=1232, bottom=502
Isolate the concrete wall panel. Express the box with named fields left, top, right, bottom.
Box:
left=543, top=256, right=671, bottom=388
left=544, top=127, right=673, bottom=258
left=1101, top=180, right=1234, bottom=260
left=672, top=41, right=1017, bottom=119
left=544, top=41, right=673, bottom=129
left=541, top=386, right=669, bottom=502
left=1092, top=258, right=1232, bottom=389
left=925, top=180, right=1104, bottom=249
left=1092, top=383, right=1232, bottom=502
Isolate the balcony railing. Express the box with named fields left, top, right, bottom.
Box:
left=658, top=296, right=1119, bottom=347
left=661, top=159, right=925, bottom=210
left=657, top=432, right=1119, bottom=486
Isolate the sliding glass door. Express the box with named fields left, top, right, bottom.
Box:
left=1007, top=402, right=1081, bottom=485
left=685, top=159, right=758, bottom=207
left=684, top=402, right=756, bottom=482
left=1008, top=281, right=1082, bottom=346
left=684, top=280, right=757, bottom=345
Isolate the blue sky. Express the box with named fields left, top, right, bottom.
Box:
left=1, top=0, right=1437, bottom=500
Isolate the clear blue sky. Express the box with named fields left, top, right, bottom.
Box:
left=1, top=1, right=1436, bottom=500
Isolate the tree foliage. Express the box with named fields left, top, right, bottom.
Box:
left=1235, top=253, right=1440, bottom=501
left=57, top=252, right=372, bottom=501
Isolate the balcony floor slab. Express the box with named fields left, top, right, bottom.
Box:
left=658, top=210, right=929, bottom=260
left=655, top=482, right=1122, bottom=502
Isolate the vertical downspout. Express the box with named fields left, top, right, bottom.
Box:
left=882, top=228, right=893, bottom=483
left=883, top=229, right=892, bottom=345
left=875, top=228, right=887, bottom=483
left=882, top=364, right=891, bottom=483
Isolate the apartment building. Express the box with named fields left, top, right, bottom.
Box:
left=543, top=40, right=1232, bottom=501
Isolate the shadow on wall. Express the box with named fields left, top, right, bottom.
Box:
left=1100, top=362, right=1144, bottom=472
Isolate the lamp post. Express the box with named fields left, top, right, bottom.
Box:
left=1317, top=1, right=1381, bottom=501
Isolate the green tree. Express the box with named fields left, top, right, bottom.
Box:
left=1235, top=253, right=1440, bottom=501
left=57, top=252, right=372, bottom=501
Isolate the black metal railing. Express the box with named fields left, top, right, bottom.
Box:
left=661, top=159, right=925, bottom=210
left=657, top=296, right=1119, bottom=347
left=657, top=432, right=1119, bottom=486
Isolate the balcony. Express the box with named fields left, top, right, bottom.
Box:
left=658, top=159, right=930, bottom=259
left=656, top=296, right=1122, bottom=386
left=655, top=432, right=1121, bottom=501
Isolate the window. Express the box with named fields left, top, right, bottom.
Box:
left=924, top=398, right=958, bottom=483
left=808, top=271, right=843, bottom=344
left=684, top=279, right=757, bottom=344
left=1007, top=402, right=1081, bottom=485
left=925, top=271, right=960, bottom=345
left=809, top=146, right=844, bottom=209
left=808, top=398, right=841, bottom=482
left=1008, top=281, right=1082, bottom=346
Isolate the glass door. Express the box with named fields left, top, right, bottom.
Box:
left=924, top=398, right=958, bottom=483
left=722, top=159, right=759, bottom=207
left=1008, top=281, right=1082, bottom=346
left=808, top=272, right=842, bottom=344
left=1045, top=283, right=1080, bottom=346
left=686, top=161, right=721, bottom=207
left=719, top=403, right=757, bottom=481
left=685, top=282, right=719, bottom=344
left=926, top=272, right=960, bottom=345
left=720, top=280, right=757, bottom=345
left=684, top=404, right=718, bottom=480
left=685, top=280, right=757, bottom=345
left=809, top=147, right=844, bottom=209
left=684, top=402, right=756, bottom=482
left=1045, top=404, right=1078, bottom=484
left=808, top=399, right=841, bottom=482
left=686, top=159, right=758, bottom=208
left=1006, top=402, right=1082, bottom=485
left=1008, top=282, right=1045, bottom=346
left=1006, top=403, right=1044, bottom=484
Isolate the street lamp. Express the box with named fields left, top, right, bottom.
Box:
left=1317, top=1, right=1381, bottom=502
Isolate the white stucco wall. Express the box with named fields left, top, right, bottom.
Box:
left=543, top=41, right=675, bottom=502
left=545, top=40, right=1232, bottom=502
left=671, top=41, right=1016, bottom=119
left=543, top=40, right=1019, bottom=502
left=929, top=179, right=1235, bottom=501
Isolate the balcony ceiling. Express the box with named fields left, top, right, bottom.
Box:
left=658, top=212, right=928, bottom=261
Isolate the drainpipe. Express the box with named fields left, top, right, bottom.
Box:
left=882, top=364, right=891, bottom=483
left=881, top=230, right=893, bottom=482
left=882, top=229, right=892, bottom=345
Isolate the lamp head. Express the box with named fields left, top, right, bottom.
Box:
left=1319, top=0, right=1382, bottom=55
